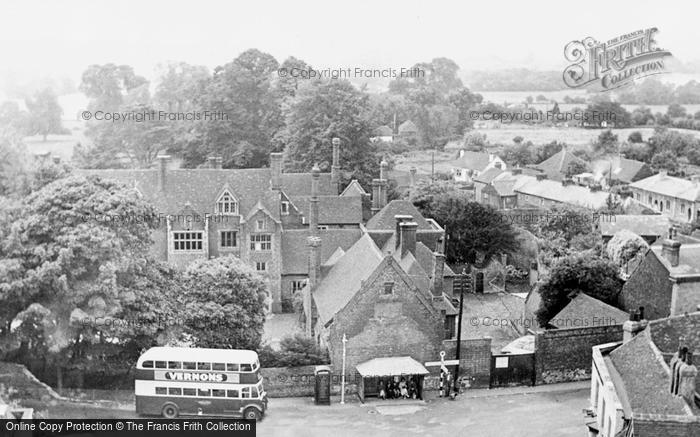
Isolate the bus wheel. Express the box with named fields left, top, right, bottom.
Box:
left=161, top=403, right=179, bottom=419
left=244, top=407, right=261, bottom=421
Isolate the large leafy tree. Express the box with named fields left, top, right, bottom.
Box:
left=424, top=195, right=519, bottom=265
left=535, top=253, right=624, bottom=326
left=182, top=256, right=269, bottom=350
left=280, top=79, right=379, bottom=187
left=187, top=49, right=282, bottom=168
left=25, top=88, right=65, bottom=141
left=80, top=64, right=148, bottom=112
left=0, top=175, right=160, bottom=385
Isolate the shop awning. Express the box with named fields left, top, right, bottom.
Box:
left=356, top=357, right=430, bottom=377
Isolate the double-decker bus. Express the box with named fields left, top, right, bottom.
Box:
left=135, top=347, right=268, bottom=420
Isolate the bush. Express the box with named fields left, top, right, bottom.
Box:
left=258, top=333, right=330, bottom=368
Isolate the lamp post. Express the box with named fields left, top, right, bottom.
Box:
left=341, top=333, right=347, bottom=404
left=453, top=268, right=467, bottom=395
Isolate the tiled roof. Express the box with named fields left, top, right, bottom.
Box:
left=373, top=125, right=394, bottom=136
left=290, top=195, right=363, bottom=225
left=515, top=178, right=609, bottom=209
left=599, top=214, right=670, bottom=238
left=535, top=149, right=589, bottom=181
left=608, top=329, right=692, bottom=416
left=650, top=243, right=700, bottom=276
left=452, top=151, right=493, bottom=172
left=592, top=155, right=651, bottom=184
left=340, top=180, right=368, bottom=197
left=648, top=311, right=700, bottom=355
left=459, top=293, right=524, bottom=351
left=281, top=173, right=335, bottom=196
left=550, top=293, right=628, bottom=329
left=312, top=234, right=384, bottom=324
left=629, top=173, right=700, bottom=202
left=280, top=228, right=363, bottom=274
left=398, top=120, right=418, bottom=134
left=473, top=167, right=504, bottom=184
left=365, top=200, right=437, bottom=231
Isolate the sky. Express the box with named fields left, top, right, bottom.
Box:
left=0, top=0, right=697, bottom=87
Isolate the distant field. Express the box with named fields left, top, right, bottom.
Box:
left=22, top=119, right=87, bottom=162
left=471, top=126, right=700, bottom=147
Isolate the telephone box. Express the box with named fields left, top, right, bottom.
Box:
left=314, top=365, right=331, bottom=405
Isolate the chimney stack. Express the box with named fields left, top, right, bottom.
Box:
left=431, top=252, right=445, bottom=298
left=270, top=152, right=283, bottom=190
left=536, top=173, right=547, bottom=181
left=380, top=159, right=388, bottom=181
left=331, top=138, right=341, bottom=194
left=670, top=346, right=698, bottom=405
left=494, top=162, right=502, bottom=169
left=310, top=164, right=320, bottom=236
left=399, top=222, right=418, bottom=258
left=622, top=307, right=648, bottom=343
left=394, top=215, right=413, bottom=250
left=662, top=227, right=681, bottom=268
left=306, top=236, right=322, bottom=337
left=157, top=155, right=171, bottom=192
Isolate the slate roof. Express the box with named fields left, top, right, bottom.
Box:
left=473, top=167, right=505, bottom=184
left=340, top=180, right=368, bottom=197
left=281, top=173, right=335, bottom=196
left=592, top=155, right=651, bottom=184
left=280, top=228, right=363, bottom=275
left=312, top=234, right=384, bottom=324
left=290, top=195, right=363, bottom=225
left=398, top=120, right=418, bottom=134
left=515, top=178, right=609, bottom=209
left=365, top=200, right=439, bottom=231
left=599, top=214, right=670, bottom=238
left=608, top=329, right=693, bottom=416
left=629, top=173, right=700, bottom=202
left=535, top=149, right=589, bottom=181
left=550, top=293, right=628, bottom=329
left=650, top=243, right=700, bottom=276
left=452, top=151, right=494, bottom=172
left=648, top=312, right=700, bottom=355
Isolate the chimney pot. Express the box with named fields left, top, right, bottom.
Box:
left=622, top=318, right=648, bottom=343
left=662, top=232, right=682, bottom=268
left=310, top=164, right=320, bottom=235
left=431, top=252, right=445, bottom=297
left=394, top=215, right=413, bottom=250
left=331, top=138, right=341, bottom=194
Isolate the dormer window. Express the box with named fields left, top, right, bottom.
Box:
left=216, top=190, right=238, bottom=215
left=281, top=201, right=290, bottom=215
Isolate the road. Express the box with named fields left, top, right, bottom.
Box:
left=45, top=382, right=589, bottom=437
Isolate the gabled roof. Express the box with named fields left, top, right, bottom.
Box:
left=592, top=155, right=651, bottom=183
left=373, top=125, right=394, bottom=136
left=340, top=180, right=368, bottom=197
left=608, top=329, right=693, bottom=416
left=365, top=200, right=438, bottom=231
left=281, top=172, right=335, bottom=196
left=312, top=234, right=384, bottom=325
left=280, top=228, right=363, bottom=275
left=535, top=149, right=588, bottom=181
left=398, top=120, right=418, bottom=134
left=629, top=172, right=700, bottom=202
left=599, top=214, right=670, bottom=238
left=473, top=167, right=504, bottom=184
left=648, top=312, right=700, bottom=355
left=550, top=293, right=628, bottom=329
left=290, top=195, right=363, bottom=225
left=452, top=151, right=494, bottom=172
left=650, top=243, right=700, bottom=276
left=515, top=178, right=609, bottom=209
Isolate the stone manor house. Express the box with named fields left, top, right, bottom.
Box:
left=79, top=141, right=445, bottom=314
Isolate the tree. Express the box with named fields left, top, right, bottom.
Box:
left=501, top=140, right=534, bottom=167
left=585, top=99, right=631, bottom=127
left=274, top=56, right=313, bottom=101
left=80, top=64, right=148, bottom=111
left=25, top=88, right=65, bottom=141
left=258, top=333, right=329, bottom=367
left=535, top=254, right=624, bottom=326
left=565, top=160, right=588, bottom=177
left=630, top=107, right=655, bottom=126
left=532, top=205, right=595, bottom=244
left=667, top=103, right=687, bottom=119
left=650, top=150, right=678, bottom=173
left=425, top=196, right=519, bottom=265
left=188, top=49, right=282, bottom=168
left=532, top=141, right=564, bottom=164
left=0, top=175, right=160, bottom=385
left=462, top=132, right=488, bottom=152
left=605, top=230, right=648, bottom=267
left=153, top=62, right=210, bottom=112
left=181, top=256, right=269, bottom=350
left=280, top=79, right=378, bottom=187
left=627, top=131, right=643, bottom=143
left=592, top=129, right=618, bottom=154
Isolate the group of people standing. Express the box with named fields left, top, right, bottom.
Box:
left=377, top=376, right=422, bottom=400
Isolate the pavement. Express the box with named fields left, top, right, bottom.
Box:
left=42, top=382, right=590, bottom=437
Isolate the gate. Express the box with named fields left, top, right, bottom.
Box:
left=490, top=353, right=535, bottom=387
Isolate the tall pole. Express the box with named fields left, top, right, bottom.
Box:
left=341, top=333, right=347, bottom=404
left=453, top=268, right=466, bottom=394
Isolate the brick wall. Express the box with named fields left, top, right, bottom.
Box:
left=440, top=338, right=492, bottom=388
left=534, top=325, right=623, bottom=384
left=260, top=365, right=359, bottom=398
